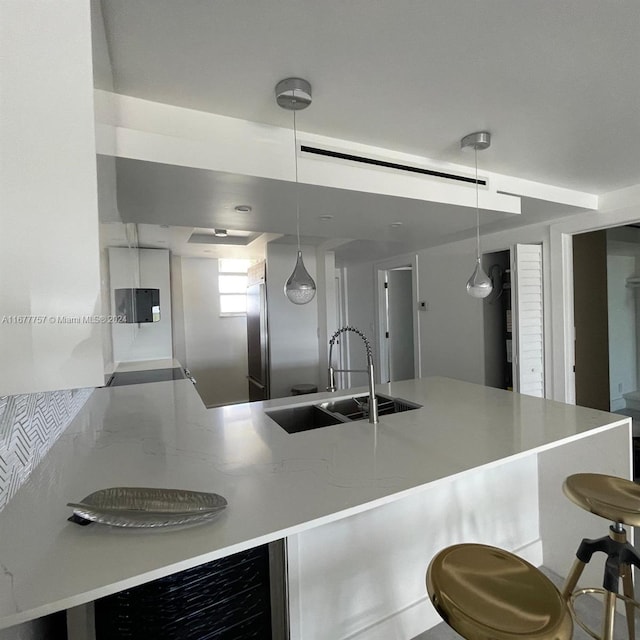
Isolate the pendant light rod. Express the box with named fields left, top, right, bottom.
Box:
left=461, top=131, right=493, bottom=299
left=460, top=130, right=491, bottom=261
left=276, top=77, right=312, bottom=254
left=474, top=145, right=480, bottom=260
left=293, top=108, right=301, bottom=252
left=276, top=77, right=317, bottom=305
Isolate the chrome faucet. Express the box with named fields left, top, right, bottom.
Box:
left=327, top=326, right=378, bottom=424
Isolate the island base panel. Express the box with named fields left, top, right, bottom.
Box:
left=93, top=545, right=272, bottom=639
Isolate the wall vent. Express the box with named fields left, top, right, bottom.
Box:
left=300, top=145, right=486, bottom=186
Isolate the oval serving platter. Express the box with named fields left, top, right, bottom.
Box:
left=67, top=487, right=227, bottom=528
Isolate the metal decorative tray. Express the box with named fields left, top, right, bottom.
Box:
left=67, top=487, right=228, bottom=528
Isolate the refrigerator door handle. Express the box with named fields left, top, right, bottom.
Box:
left=247, top=376, right=266, bottom=390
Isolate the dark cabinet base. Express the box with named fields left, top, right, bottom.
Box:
left=94, top=546, right=272, bottom=640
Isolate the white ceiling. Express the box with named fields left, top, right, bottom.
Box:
left=98, top=1, right=640, bottom=262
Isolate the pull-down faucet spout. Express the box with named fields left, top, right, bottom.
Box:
left=327, top=326, right=378, bottom=424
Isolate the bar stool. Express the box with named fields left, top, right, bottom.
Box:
left=426, top=543, right=573, bottom=640
left=562, top=473, right=640, bottom=640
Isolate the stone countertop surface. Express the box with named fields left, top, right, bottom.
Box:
left=0, top=377, right=629, bottom=628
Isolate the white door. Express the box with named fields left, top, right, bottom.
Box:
left=378, top=267, right=415, bottom=383
left=512, top=244, right=545, bottom=397
left=387, top=269, right=415, bottom=381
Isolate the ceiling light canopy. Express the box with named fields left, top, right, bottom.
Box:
left=275, top=77, right=312, bottom=110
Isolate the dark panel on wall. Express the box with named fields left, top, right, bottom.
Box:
left=573, top=231, right=610, bottom=411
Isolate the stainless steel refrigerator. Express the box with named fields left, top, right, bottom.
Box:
left=246, top=273, right=270, bottom=402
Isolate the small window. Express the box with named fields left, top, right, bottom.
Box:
left=219, top=259, right=252, bottom=316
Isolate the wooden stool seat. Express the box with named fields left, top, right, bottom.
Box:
left=426, top=544, right=573, bottom=640
left=563, top=473, right=640, bottom=526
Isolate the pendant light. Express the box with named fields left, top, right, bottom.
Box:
left=276, top=77, right=317, bottom=305
left=461, top=131, right=493, bottom=299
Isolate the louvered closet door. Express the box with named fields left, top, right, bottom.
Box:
left=513, top=244, right=545, bottom=397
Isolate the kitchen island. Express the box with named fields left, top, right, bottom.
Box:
left=0, top=377, right=631, bottom=639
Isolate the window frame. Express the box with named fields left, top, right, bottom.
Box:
left=218, top=259, right=251, bottom=317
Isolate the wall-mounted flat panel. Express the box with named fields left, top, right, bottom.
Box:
left=109, top=248, right=172, bottom=364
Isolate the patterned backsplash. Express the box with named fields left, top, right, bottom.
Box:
left=0, top=388, right=93, bottom=510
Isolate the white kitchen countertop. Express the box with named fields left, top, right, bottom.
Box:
left=0, top=377, right=629, bottom=629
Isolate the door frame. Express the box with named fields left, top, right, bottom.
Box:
left=550, top=206, right=640, bottom=404
left=373, top=253, right=421, bottom=383
left=333, top=267, right=350, bottom=389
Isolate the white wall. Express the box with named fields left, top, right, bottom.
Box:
left=340, top=221, right=553, bottom=394
left=109, top=248, right=173, bottom=363
left=90, top=0, right=114, bottom=92
left=170, top=254, right=187, bottom=366
left=346, top=243, right=484, bottom=386
left=266, top=244, right=320, bottom=398
left=178, top=258, right=248, bottom=407
left=343, top=262, right=377, bottom=389
left=315, top=247, right=338, bottom=381
left=416, top=244, right=486, bottom=384
left=607, top=252, right=637, bottom=410
left=342, top=224, right=549, bottom=391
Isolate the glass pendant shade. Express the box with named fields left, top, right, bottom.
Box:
left=284, top=250, right=316, bottom=305
left=466, top=257, right=493, bottom=298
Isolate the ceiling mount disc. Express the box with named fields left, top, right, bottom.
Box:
left=461, top=131, right=491, bottom=151
left=275, top=78, right=312, bottom=111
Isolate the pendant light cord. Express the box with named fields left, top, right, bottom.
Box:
left=293, top=105, right=301, bottom=253
left=474, top=145, right=480, bottom=262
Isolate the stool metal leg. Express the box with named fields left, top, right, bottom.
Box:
left=603, top=590, right=616, bottom=640
left=561, top=557, right=587, bottom=600
left=621, top=563, right=635, bottom=640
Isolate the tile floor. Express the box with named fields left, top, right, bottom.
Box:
left=412, top=567, right=636, bottom=640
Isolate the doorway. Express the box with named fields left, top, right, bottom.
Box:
left=482, top=244, right=545, bottom=397
left=573, top=226, right=640, bottom=413
left=482, top=250, right=512, bottom=390
left=572, top=230, right=610, bottom=412
left=376, top=256, right=420, bottom=384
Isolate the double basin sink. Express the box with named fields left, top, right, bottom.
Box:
left=265, top=393, right=422, bottom=434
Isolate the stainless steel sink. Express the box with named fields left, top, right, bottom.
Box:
left=266, top=394, right=422, bottom=434
left=264, top=404, right=348, bottom=434
left=320, top=394, right=422, bottom=420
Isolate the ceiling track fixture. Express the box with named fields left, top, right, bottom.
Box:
left=276, top=77, right=317, bottom=305
left=461, top=131, right=493, bottom=299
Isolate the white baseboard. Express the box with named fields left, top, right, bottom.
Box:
left=610, top=397, right=626, bottom=412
